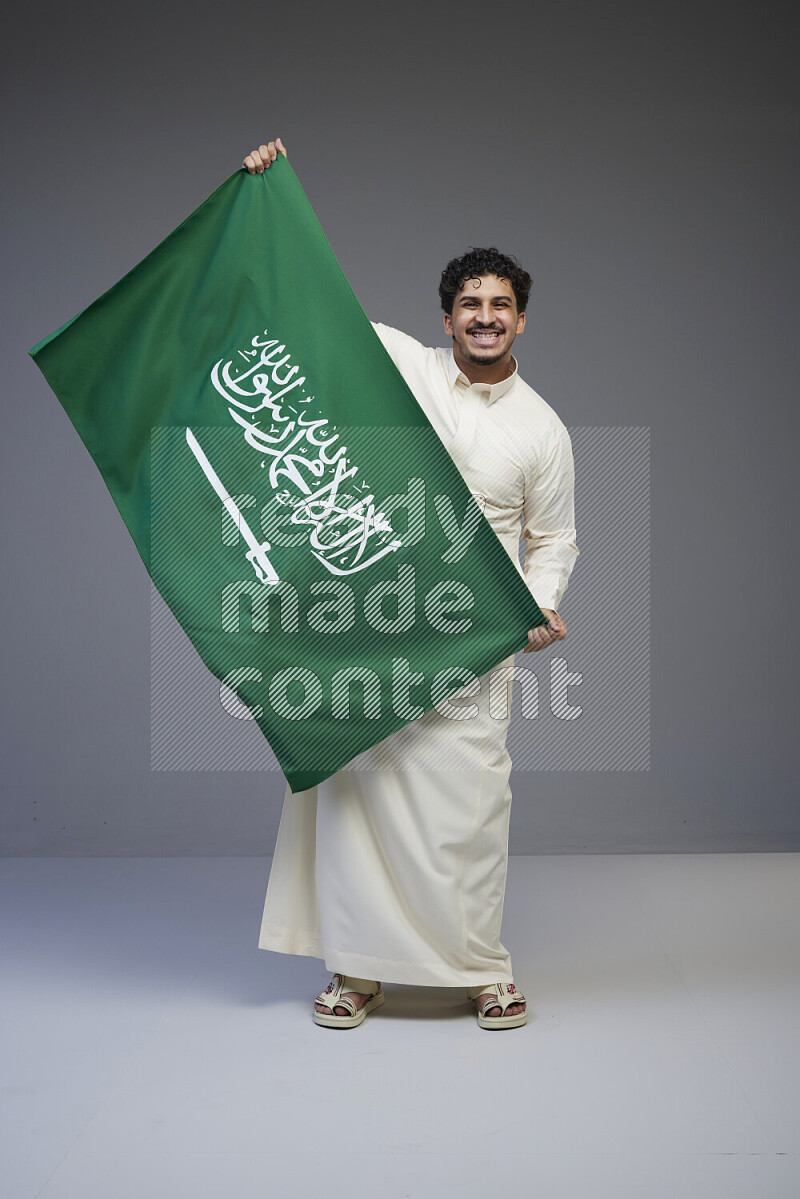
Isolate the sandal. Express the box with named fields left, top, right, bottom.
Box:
left=472, top=982, right=527, bottom=1030
left=313, top=973, right=385, bottom=1028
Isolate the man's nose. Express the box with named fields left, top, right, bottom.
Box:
left=476, top=304, right=496, bottom=324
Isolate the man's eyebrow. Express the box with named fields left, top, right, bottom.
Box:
left=456, top=293, right=512, bottom=304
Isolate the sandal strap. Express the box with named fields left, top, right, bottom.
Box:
left=314, top=972, right=345, bottom=1012
left=315, top=973, right=378, bottom=1016
left=323, top=993, right=358, bottom=1017
left=477, top=982, right=526, bottom=1017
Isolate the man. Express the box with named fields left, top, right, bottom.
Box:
left=244, top=140, right=578, bottom=1029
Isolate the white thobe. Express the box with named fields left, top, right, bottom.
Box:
left=258, top=325, right=578, bottom=987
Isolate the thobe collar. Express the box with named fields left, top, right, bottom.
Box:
left=445, top=347, right=518, bottom=405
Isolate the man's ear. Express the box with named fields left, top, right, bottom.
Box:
left=516, top=311, right=526, bottom=334
left=443, top=312, right=453, bottom=336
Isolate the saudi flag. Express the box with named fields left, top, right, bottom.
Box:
left=30, top=159, right=546, bottom=792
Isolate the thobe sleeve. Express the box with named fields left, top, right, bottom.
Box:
left=521, top=424, right=579, bottom=612
left=370, top=321, right=428, bottom=368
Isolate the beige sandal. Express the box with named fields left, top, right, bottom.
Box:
left=313, top=973, right=385, bottom=1029
left=472, top=982, right=527, bottom=1030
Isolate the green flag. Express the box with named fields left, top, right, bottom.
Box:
left=30, top=160, right=546, bottom=792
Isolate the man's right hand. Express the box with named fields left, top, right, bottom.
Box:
left=243, top=140, right=287, bottom=173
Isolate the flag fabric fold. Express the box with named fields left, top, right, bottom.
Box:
left=30, top=160, right=546, bottom=791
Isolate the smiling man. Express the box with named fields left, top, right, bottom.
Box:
left=245, top=140, right=578, bottom=1031
left=443, top=262, right=525, bottom=376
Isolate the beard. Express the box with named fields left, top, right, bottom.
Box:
left=456, top=328, right=511, bottom=366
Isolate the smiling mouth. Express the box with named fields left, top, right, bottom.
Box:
left=468, top=328, right=503, bottom=343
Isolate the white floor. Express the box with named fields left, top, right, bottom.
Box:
left=2, top=854, right=799, bottom=1199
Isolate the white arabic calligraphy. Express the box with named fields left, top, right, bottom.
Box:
left=201, top=329, right=402, bottom=579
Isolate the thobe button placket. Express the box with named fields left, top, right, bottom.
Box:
left=448, top=385, right=482, bottom=467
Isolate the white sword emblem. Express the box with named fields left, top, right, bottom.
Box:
left=185, top=427, right=279, bottom=585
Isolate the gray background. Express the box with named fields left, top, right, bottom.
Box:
left=2, top=0, right=798, bottom=855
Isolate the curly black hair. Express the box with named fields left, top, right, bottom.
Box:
left=438, top=247, right=532, bottom=315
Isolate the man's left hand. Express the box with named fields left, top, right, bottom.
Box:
left=523, top=608, right=566, bottom=653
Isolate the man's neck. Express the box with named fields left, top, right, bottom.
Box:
left=452, top=345, right=514, bottom=386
